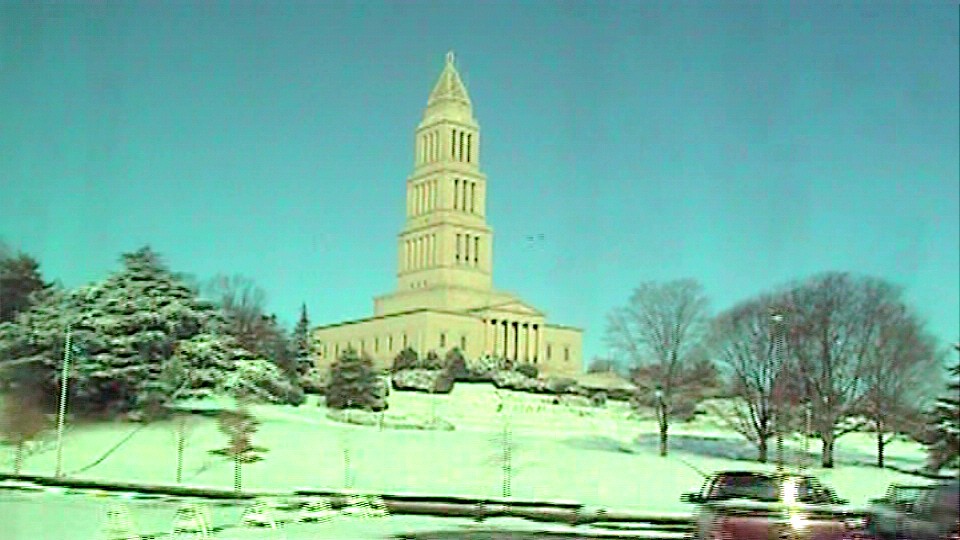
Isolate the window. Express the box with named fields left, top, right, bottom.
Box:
left=440, top=333, right=446, bottom=347
left=455, top=233, right=462, bottom=262
left=473, top=236, right=479, bottom=265
left=470, top=182, right=476, bottom=213
left=564, top=347, right=570, bottom=362
left=466, top=133, right=472, bottom=162
left=454, top=178, right=459, bottom=209
left=374, top=337, right=379, bottom=352
left=459, top=130, right=465, bottom=161
left=460, top=336, right=467, bottom=350
left=402, top=333, right=408, bottom=348
left=388, top=335, right=393, bottom=351
left=451, top=128, right=456, bottom=158
left=546, top=344, right=552, bottom=361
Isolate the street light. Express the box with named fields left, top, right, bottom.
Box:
left=55, top=323, right=73, bottom=478
left=770, top=310, right=785, bottom=475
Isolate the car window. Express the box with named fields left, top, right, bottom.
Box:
left=707, top=475, right=779, bottom=501
left=801, top=479, right=832, bottom=503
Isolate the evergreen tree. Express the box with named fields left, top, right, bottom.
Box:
left=0, top=252, right=50, bottom=323
left=0, top=246, right=234, bottom=417
left=0, top=287, right=81, bottom=409
left=326, top=347, right=380, bottom=410
left=64, top=247, right=226, bottom=415
left=927, top=344, right=960, bottom=472
left=292, top=303, right=312, bottom=377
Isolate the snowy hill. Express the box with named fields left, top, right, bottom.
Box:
left=0, top=384, right=941, bottom=514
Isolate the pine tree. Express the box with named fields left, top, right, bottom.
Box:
left=326, top=347, right=380, bottom=410
left=292, top=303, right=312, bottom=377
left=0, top=251, right=50, bottom=323
left=0, top=287, right=80, bottom=409
left=64, top=247, right=227, bottom=416
left=927, top=345, right=960, bottom=472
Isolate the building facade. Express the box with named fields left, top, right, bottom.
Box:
left=312, top=52, right=583, bottom=376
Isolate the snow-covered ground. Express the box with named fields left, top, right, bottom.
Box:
left=0, top=384, right=938, bottom=518
left=1, top=487, right=685, bottom=540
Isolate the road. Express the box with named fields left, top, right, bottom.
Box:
left=1, top=486, right=685, bottom=540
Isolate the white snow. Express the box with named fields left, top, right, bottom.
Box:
left=0, top=384, right=941, bottom=520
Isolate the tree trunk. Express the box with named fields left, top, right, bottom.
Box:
left=821, top=432, right=836, bottom=469
left=659, top=418, right=669, bottom=457
left=233, top=457, right=241, bottom=494
left=14, top=440, right=24, bottom=475
left=176, top=416, right=185, bottom=483
left=876, top=428, right=885, bottom=469
left=757, top=437, right=769, bottom=463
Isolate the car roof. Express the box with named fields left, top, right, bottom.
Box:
left=714, top=471, right=812, bottom=479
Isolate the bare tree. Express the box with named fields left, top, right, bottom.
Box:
left=204, top=274, right=268, bottom=351
left=782, top=272, right=909, bottom=468
left=209, top=405, right=267, bottom=494
left=858, top=305, right=941, bottom=468
left=605, top=279, right=710, bottom=457
left=709, top=294, right=793, bottom=463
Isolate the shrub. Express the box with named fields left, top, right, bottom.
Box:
left=444, top=348, right=469, bottom=380
left=392, top=348, right=419, bottom=372
left=300, top=367, right=327, bottom=395
left=590, top=391, right=607, bottom=407
left=515, top=363, right=538, bottom=379
left=421, top=350, right=443, bottom=370
left=433, top=368, right=455, bottom=394
left=465, top=354, right=498, bottom=379
left=670, top=399, right=698, bottom=422
left=545, top=377, right=577, bottom=394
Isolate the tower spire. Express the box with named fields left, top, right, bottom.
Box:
left=425, top=51, right=472, bottom=120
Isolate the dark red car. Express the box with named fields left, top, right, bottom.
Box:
left=681, top=471, right=864, bottom=540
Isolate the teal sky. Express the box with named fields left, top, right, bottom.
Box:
left=2, top=2, right=958, bottom=364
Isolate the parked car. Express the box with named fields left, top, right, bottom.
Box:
left=898, top=479, right=959, bottom=540
left=680, top=470, right=862, bottom=540
left=863, top=483, right=936, bottom=539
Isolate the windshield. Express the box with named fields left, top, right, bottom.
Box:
left=708, top=475, right=780, bottom=502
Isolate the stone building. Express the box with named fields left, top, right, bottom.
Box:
left=312, top=52, right=583, bottom=376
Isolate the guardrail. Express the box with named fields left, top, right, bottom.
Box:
left=0, top=473, right=695, bottom=537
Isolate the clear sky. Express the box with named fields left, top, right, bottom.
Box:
left=2, top=2, right=958, bottom=365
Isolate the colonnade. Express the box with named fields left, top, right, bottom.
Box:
left=483, top=318, right=540, bottom=363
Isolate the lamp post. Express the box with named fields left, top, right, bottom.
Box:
left=770, top=311, right=785, bottom=475
left=54, top=323, right=73, bottom=478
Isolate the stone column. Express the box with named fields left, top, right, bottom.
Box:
left=483, top=318, right=490, bottom=356
left=523, top=323, right=531, bottom=362
left=503, top=320, right=510, bottom=359
left=533, top=324, right=541, bottom=364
